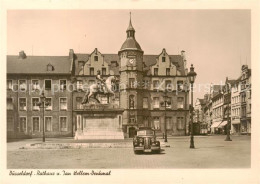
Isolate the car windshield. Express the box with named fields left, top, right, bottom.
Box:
left=137, top=130, right=154, bottom=136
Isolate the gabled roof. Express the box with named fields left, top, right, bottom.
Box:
left=7, top=55, right=72, bottom=74
left=74, top=53, right=185, bottom=76
left=211, top=85, right=224, bottom=98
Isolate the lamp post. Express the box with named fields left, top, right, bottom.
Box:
left=162, top=93, right=168, bottom=142
left=188, top=64, right=197, bottom=149
left=37, top=92, right=49, bottom=142
left=225, top=84, right=232, bottom=141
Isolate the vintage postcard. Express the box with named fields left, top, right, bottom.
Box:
left=1, top=0, right=260, bottom=184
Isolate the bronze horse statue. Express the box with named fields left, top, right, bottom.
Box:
left=81, top=76, right=118, bottom=104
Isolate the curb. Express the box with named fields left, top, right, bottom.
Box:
left=21, top=141, right=170, bottom=149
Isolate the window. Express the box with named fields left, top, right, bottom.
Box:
left=45, top=80, right=52, bottom=90
left=153, top=117, right=160, bottom=130
left=76, top=115, right=82, bottom=131
left=7, top=80, right=12, bottom=90
left=165, top=80, right=172, bottom=91
left=90, top=68, right=94, bottom=75
left=129, top=118, right=136, bottom=124
left=166, top=117, right=172, bottom=130
left=45, top=98, right=52, bottom=110
left=32, top=98, right=40, bottom=111
left=47, top=64, right=54, bottom=71
left=166, top=97, right=172, bottom=109
left=19, top=98, right=27, bottom=111
left=177, top=81, right=184, bottom=91
left=129, top=78, right=135, bottom=88
left=60, top=117, right=67, bottom=131
left=19, top=80, right=26, bottom=91
left=7, top=98, right=13, bottom=110
left=153, top=80, right=159, bottom=90
left=177, top=97, right=184, bottom=109
left=166, top=68, right=170, bottom=76
left=32, top=80, right=40, bottom=90
left=143, top=117, right=149, bottom=127
left=94, top=56, right=98, bottom=61
left=45, top=117, right=52, bottom=132
left=153, top=97, right=159, bottom=108
left=154, top=68, right=158, bottom=76
left=60, top=80, right=67, bottom=90
left=143, top=97, right=148, bottom=109
left=102, top=68, right=106, bottom=75
left=19, top=117, right=27, bottom=132
left=142, top=80, right=149, bottom=89
left=177, top=117, right=184, bottom=130
left=77, top=80, right=83, bottom=90
left=76, top=97, right=83, bottom=109
left=32, top=117, right=40, bottom=132
left=7, top=116, right=14, bottom=131
left=129, top=95, right=135, bottom=109
left=162, top=56, right=166, bottom=62
left=60, top=98, right=67, bottom=110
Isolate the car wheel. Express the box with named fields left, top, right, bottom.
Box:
left=153, top=149, right=161, bottom=154
left=134, top=150, right=140, bottom=154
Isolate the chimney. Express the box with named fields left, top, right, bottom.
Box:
left=69, top=49, right=74, bottom=60
left=18, top=50, right=26, bottom=59
left=181, top=50, right=185, bottom=59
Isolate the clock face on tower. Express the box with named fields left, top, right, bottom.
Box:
left=128, top=58, right=136, bottom=65
left=129, top=58, right=136, bottom=65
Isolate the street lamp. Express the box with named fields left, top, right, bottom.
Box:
left=162, top=93, right=168, bottom=142
left=37, top=92, right=49, bottom=142
left=188, top=64, right=197, bottom=149
left=224, top=84, right=232, bottom=141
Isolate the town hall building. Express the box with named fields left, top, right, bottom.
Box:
left=7, top=16, right=191, bottom=139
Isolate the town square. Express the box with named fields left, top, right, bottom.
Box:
left=2, top=7, right=258, bottom=184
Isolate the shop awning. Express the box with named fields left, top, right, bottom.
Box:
left=218, top=121, right=228, bottom=127
left=211, top=121, right=222, bottom=128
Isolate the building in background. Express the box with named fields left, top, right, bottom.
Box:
left=240, top=65, right=251, bottom=135
left=7, top=51, right=74, bottom=139
left=194, top=96, right=208, bottom=135
left=231, top=78, right=241, bottom=134
left=221, top=78, right=236, bottom=134
left=6, top=16, right=191, bottom=139
left=199, top=65, right=252, bottom=136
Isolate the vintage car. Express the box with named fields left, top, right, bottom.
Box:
left=133, top=127, right=160, bottom=154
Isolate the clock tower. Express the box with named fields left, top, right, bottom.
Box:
left=118, top=13, right=145, bottom=136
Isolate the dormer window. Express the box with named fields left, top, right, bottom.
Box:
left=166, top=68, right=170, bottom=76
left=47, top=64, right=54, bottom=71
left=154, top=68, right=158, bottom=76
left=162, top=56, right=166, bottom=62
left=94, top=56, right=98, bottom=61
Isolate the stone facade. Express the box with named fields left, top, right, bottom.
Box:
left=7, top=17, right=190, bottom=139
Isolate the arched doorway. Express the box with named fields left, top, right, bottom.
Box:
left=129, top=127, right=137, bottom=138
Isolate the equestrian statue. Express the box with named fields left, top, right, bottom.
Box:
left=81, top=70, right=118, bottom=104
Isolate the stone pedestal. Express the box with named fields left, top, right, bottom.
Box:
left=74, top=107, right=125, bottom=140
left=75, top=129, right=124, bottom=140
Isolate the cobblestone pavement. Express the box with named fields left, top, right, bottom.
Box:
left=7, top=135, right=250, bottom=169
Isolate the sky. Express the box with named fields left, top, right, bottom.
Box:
left=7, top=10, right=251, bottom=100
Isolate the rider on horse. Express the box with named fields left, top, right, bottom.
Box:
left=96, top=70, right=108, bottom=94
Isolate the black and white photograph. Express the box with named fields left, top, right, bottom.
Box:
left=1, top=1, right=260, bottom=184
